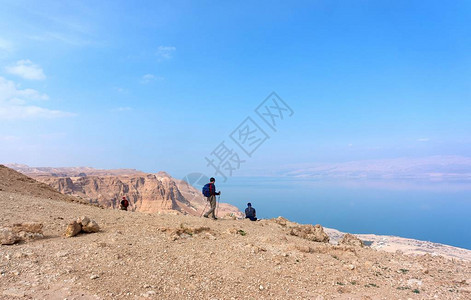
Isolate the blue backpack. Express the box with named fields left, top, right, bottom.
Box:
left=202, top=183, right=212, bottom=197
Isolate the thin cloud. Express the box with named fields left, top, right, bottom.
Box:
left=5, top=60, right=46, bottom=80
left=0, top=135, right=21, bottom=142
left=0, top=106, right=75, bottom=120
left=112, top=107, right=132, bottom=112
left=0, top=76, right=74, bottom=120
left=140, top=74, right=164, bottom=84
left=38, top=132, right=67, bottom=139
left=417, top=138, right=430, bottom=142
left=28, top=32, right=93, bottom=47
left=114, top=87, right=128, bottom=94
left=0, top=37, right=13, bottom=55
left=156, top=46, right=176, bottom=61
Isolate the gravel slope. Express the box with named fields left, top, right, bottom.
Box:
left=1, top=190, right=471, bottom=299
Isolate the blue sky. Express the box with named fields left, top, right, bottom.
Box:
left=0, top=0, right=470, bottom=179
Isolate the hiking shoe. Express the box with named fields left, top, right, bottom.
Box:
left=203, top=215, right=208, bottom=218
left=213, top=217, right=218, bottom=220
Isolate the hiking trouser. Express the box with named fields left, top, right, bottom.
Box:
left=204, top=195, right=216, bottom=219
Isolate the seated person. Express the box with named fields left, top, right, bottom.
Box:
left=245, top=202, right=257, bottom=221
left=120, top=196, right=129, bottom=211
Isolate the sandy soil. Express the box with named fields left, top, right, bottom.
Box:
left=1, top=190, right=471, bottom=300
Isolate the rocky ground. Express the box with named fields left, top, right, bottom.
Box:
left=1, top=189, right=471, bottom=300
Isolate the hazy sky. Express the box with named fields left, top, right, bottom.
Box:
left=0, top=0, right=470, bottom=179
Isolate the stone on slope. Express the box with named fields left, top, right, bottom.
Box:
left=2, top=288, right=25, bottom=298
left=290, top=224, right=330, bottom=243
left=65, top=221, right=82, bottom=237
left=11, top=222, right=43, bottom=234
left=78, top=216, right=90, bottom=226
left=339, top=233, right=364, bottom=247
left=1, top=222, right=44, bottom=245
left=1, top=227, right=19, bottom=245
left=82, top=220, right=100, bottom=233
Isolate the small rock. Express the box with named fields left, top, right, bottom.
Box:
left=1, top=227, right=18, bottom=245
left=295, top=245, right=312, bottom=253
left=11, top=222, right=43, bottom=234
left=56, top=251, right=69, bottom=258
left=259, top=285, right=264, bottom=290
left=339, top=233, right=364, bottom=247
left=290, top=224, right=329, bottom=243
left=77, top=216, right=90, bottom=226
left=2, top=288, right=25, bottom=298
left=90, top=274, right=99, bottom=280
left=407, top=279, right=422, bottom=287
left=82, top=220, right=100, bottom=233
left=65, top=221, right=82, bottom=237
left=346, top=264, right=355, bottom=270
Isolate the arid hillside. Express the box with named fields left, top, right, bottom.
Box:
left=0, top=165, right=88, bottom=205
left=1, top=166, right=470, bottom=299
left=7, top=164, right=241, bottom=217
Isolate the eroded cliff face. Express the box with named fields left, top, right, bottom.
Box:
left=40, top=174, right=187, bottom=213
left=11, top=166, right=242, bottom=217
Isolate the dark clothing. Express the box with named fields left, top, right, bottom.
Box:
left=245, top=207, right=256, bottom=217
left=208, top=183, right=220, bottom=196
left=120, top=199, right=129, bottom=211
left=245, top=207, right=257, bottom=221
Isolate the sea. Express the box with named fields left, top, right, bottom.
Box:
left=220, top=177, right=471, bottom=250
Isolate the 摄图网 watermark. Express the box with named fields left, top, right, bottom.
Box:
left=182, top=92, right=294, bottom=200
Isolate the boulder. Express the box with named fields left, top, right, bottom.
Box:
left=77, top=216, right=90, bottom=226
left=11, top=222, right=43, bottom=234
left=339, top=233, right=364, bottom=247
left=1, top=227, right=19, bottom=245
left=1, top=222, right=44, bottom=245
left=65, top=217, right=100, bottom=236
left=290, top=224, right=330, bottom=243
left=65, top=221, right=82, bottom=237
left=272, top=216, right=297, bottom=227
left=82, top=220, right=100, bottom=233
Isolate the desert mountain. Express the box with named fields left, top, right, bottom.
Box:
left=7, top=164, right=241, bottom=217
left=283, top=155, right=471, bottom=180
left=0, top=165, right=88, bottom=205
left=1, top=166, right=470, bottom=299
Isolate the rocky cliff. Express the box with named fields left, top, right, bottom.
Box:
left=8, top=165, right=242, bottom=217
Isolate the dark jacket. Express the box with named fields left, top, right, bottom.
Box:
left=245, top=207, right=256, bottom=218
left=208, top=183, right=220, bottom=196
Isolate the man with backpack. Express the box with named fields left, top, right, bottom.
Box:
left=202, top=177, right=221, bottom=220
left=120, top=196, right=129, bottom=211
left=245, top=203, right=257, bottom=221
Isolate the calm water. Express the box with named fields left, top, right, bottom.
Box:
left=218, top=177, right=471, bottom=250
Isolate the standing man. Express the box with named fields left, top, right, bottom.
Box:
left=120, top=196, right=129, bottom=211
left=245, top=203, right=257, bottom=221
left=202, top=177, right=221, bottom=220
